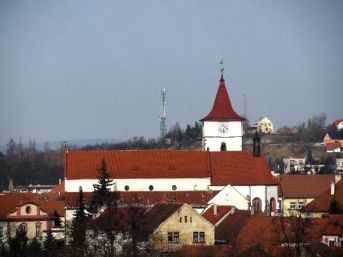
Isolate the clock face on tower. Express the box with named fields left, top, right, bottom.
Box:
left=218, top=123, right=229, bottom=134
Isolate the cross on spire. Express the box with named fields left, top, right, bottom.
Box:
left=219, top=58, right=224, bottom=76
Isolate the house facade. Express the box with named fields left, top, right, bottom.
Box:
left=255, top=116, right=274, bottom=134
left=139, top=203, right=214, bottom=251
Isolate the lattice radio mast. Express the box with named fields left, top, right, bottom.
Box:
left=160, top=88, right=167, bottom=139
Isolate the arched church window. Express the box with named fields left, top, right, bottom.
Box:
left=270, top=198, right=276, bottom=213
left=220, top=142, right=227, bottom=151
left=252, top=198, right=262, bottom=212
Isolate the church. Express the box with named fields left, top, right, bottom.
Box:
left=64, top=73, right=278, bottom=221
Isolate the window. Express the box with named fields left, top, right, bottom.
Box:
left=270, top=198, right=276, bottom=213
left=193, top=232, right=205, bottom=243
left=184, top=216, right=187, bottom=223
left=35, top=222, right=41, bottom=237
left=329, top=240, right=335, bottom=247
left=124, top=185, right=129, bottom=191
left=172, top=185, right=177, bottom=191
left=298, top=201, right=305, bottom=209
left=167, top=232, right=179, bottom=244
left=190, top=217, right=192, bottom=223
left=149, top=185, right=154, bottom=191
left=252, top=198, right=262, bottom=212
left=290, top=202, right=297, bottom=209
left=220, top=142, right=227, bottom=151
left=179, top=217, right=182, bottom=223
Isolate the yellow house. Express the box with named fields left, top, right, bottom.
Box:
left=278, top=175, right=334, bottom=216
left=139, top=203, right=215, bottom=251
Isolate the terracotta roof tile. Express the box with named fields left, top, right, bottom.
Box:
left=210, top=152, right=277, bottom=186
left=322, top=215, right=343, bottom=236
left=200, top=75, right=244, bottom=121
left=66, top=150, right=277, bottom=186
left=325, top=142, right=342, bottom=151
left=303, top=179, right=343, bottom=212
left=215, top=210, right=251, bottom=243
left=65, top=191, right=219, bottom=209
left=278, top=175, right=334, bottom=198
left=201, top=205, right=234, bottom=225
left=0, top=193, right=40, bottom=220
left=65, top=150, right=210, bottom=180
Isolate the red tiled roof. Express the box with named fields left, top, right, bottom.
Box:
left=215, top=210, right=251, bottom=243
left=278, top=174, right=334, bottom=198
left=303, top=180, right=343, bottom=213
left=201, top=205, right=234, bottom=225
left=334, top=119, right=343, bottom=128
left=323, top=215, right=343, bottom=236
left=200, top=75, right=244, bottom=121
left=43, top=182, right=65, bottom=201
left=0, top=193, right=40, bottom=219
left=235, top=216, right=327, bottom=249
left=65, top=191, right=219, bottom=209
left=65, top=150, right=210, bottom=180
left=66, top=150, right=277, bottom=186
left=326, top=142, right=342, bottom=151
left=0, top=193, right=64, bottom=220
left=139, top=203, right=183, bottom=236
left=210, top=152, right=277, bottom=186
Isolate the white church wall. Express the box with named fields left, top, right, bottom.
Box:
left=65, top=178, right=211, bottom=192
left=207, top=185, right=249, bottom=210
left=202, top=121, right=243, bottom=151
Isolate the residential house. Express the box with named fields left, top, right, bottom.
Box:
left=337, top=158, right=343, bottom=173
left=323, top=130, right=343, bottom=152
left=0, top=192, right=64, bottom=242
left=138, top=203, right=215, bottom=251
left=278, top=175, right=335, bottom=216
left=283, top=157, right=306, bottom=173
left=302, top=179, right=343, bottom=218
left=334, top=119, right=343, bottom=130
left=254, top=116, right=274, bottom=134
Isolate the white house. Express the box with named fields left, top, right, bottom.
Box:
left=255, top=116, right=273, bottom=134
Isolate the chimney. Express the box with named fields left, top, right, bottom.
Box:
left=253, top=131, right=261, bottom=157
left=213, top=204, right=218, bottom=216
left=58, top=178, right=61, bottom=184
left=331, top=180, right=335, bottom=196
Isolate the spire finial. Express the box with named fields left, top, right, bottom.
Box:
left=219, top=58, right=224, bottom=76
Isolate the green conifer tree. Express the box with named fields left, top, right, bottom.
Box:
left=329, top=197, right=343, bottom=214
left=88, top=158, right=113, bottom=214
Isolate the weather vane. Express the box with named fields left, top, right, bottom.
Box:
left=219, top=58, right=224, bottom=75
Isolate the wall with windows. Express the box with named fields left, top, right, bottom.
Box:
left=65, top=178, right=211, bottom=193
left=152, top=204, right=214, bottom=251
left=282, top=198, right=313, bottom=216
left=202, top=121, right=243, bottom=151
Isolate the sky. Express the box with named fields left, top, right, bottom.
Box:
left=1, top=0, right=343, bottom=146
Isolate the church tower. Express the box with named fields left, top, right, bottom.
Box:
left=200, top=74, right=244, bottom=151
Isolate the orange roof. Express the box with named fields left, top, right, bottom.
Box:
left=65, top=191, right=219, bottom=208
left=43, top=181, right=65, bottom=201
left=326, top=142, right=342, bottom=151
left=200, top=75, right=244, bottom=121
left=323, top=215, right=343, bottom=236
left=66, top=150, right=277, bottom=186
left=66, top=150, right=210, bottom=179
left=278, top=174, right=334, bottom=198
left=303, top=180, right=343, bottom=212
left=210, top=152, right=277, bottom=185
left=215, top=210, right=251, bottom=243
left=202, top=205, right=234, bottom=225
left=235, top=216, right=327, bottom=249
left=0, top=193, right=40, bottom=219
left=0, top=192, right=64, bottom=219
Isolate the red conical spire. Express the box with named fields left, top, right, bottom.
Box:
left=200, top=75, right=244, bottom=121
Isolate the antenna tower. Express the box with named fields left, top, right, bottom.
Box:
left=160, top=88, right=167, bottom=139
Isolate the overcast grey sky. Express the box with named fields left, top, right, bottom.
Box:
left=1, top=0, right=342, bottom=146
